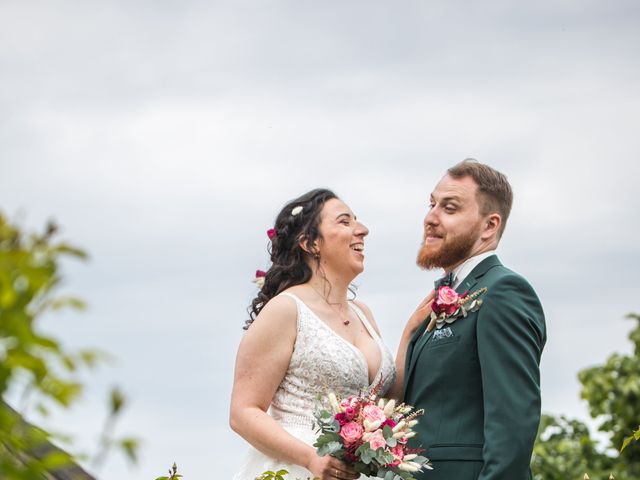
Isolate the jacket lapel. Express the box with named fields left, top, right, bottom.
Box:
left=405, top=322, right=433, bottom=391
left=404, top=255, right=502, bottom=393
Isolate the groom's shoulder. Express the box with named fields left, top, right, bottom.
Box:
left=483, top=262, right=542, bottom=307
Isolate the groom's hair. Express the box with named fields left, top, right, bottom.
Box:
left=448, top=159, right=513, bottom=238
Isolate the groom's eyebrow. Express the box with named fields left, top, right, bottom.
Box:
left=440, top=195, right=463, bottom=204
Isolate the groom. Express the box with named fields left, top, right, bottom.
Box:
left=403, top=160, right=546, bottom=480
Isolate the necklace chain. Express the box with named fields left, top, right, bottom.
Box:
left=309, top=285, right=350, bottom=326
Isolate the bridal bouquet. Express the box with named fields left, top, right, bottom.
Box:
left=313, top=389, right=431, bottom=480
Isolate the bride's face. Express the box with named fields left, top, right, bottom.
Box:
left=314, top=198, right=369, bottom=277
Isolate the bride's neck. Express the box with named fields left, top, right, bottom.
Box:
left=307, top=273, right=350, bottom=304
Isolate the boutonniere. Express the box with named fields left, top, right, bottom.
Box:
left=426, top=286, right=488, bottom=332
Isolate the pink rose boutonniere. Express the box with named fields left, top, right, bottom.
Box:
left=427, top=286, right=488, bottom=332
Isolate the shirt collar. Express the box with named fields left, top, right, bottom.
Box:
left=450, top=250, right=496, bottom=289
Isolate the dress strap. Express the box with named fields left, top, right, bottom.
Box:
left=279, top=291, right=301, bottom=303
left=276, top=292, right=303, bottom=336
left=349, top=302, right=380, bottom=341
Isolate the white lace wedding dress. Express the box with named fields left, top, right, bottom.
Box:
left=233, top=292, right=397, bottom=480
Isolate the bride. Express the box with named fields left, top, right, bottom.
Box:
left=230, top=189, right=433, bottom=480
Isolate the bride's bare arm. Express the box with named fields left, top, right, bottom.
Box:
left=229, top=295, right=315, bottom=464
left=386, top=290, right=436, bottom=402
left=229, top=295, right=358, bottom=479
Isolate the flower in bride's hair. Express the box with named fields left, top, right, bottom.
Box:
left=252, top=270, right=266, bottom=288
left=266, top=228, right=277, bottom=239
left=291, top=205, right=303, bottom=216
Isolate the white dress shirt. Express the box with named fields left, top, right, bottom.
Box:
left=450, top=250, right=496, bottom=290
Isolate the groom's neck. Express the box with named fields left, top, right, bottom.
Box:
left=443, top=242, right=498, bottom=273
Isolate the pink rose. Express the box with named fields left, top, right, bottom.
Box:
left=433, top=287, right=460, bottom=315
left=388, top=444, right=405, bottom=467
left=339, top=422, right=364, bottom=444
left=437, top=286, right=459, bottom=305
left=362, top=405, right=386, bottom=424
left=368, top=429, right=387, bottom=450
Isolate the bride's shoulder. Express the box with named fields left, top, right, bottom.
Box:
left=261, top=292, right=297, bottom=316
left=250, top=293, right=298, bottom=333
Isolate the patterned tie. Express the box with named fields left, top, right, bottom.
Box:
left=434, top=271, right=455, bottom=289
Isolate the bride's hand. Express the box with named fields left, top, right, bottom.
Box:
left=406, top=290, right=437, bottom=334
left=307, top=454, right=359, bottom=480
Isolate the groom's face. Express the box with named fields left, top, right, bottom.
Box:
left=417, top=174, right=485, bottom=271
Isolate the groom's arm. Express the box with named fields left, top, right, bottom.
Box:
left=476, top=273, right=546, bottom=480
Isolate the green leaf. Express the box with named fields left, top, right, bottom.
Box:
left=317, top=441, right=342, bottom=456
left=109, top=387, right=126, bottom=414
left=118, top=437, right=140, bottom=464
left=49, top=296, right=87, bottom=311
left=52, top=243, right=88, bottom=259
left=314, top=431, right=341, bottom=448
left=41, top=450, right=73, bottom=469
left=359, top=443, right=375, bottom=464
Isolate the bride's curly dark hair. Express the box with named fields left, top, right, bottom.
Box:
left=245, top=188, right=338, bottom=329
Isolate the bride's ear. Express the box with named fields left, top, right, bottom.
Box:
left=298, top=235, right=319, bottom=257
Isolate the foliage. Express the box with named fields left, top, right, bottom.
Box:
left=621, top=426, right=640, bottom=453
left=256, top=469, right=291, bottom=480
left=578, top=313, right=640, bottom=478
left=532, top=414, right=616, bottom=480
left=0, top=213, right=137, bottom=477
left=533, top=313, right=640, bottom=479
left=156, top=462, right=183, bottom=480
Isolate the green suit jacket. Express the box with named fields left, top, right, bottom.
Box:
left=404, top=255, right=546, bottom=480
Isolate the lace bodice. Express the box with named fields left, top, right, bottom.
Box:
left=270, top=292, right=396, bottom=429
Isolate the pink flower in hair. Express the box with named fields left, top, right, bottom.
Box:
left=253, top=270, right=266, bottom=288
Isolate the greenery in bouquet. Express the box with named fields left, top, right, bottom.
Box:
left=313, top=386, right=431, bottom=480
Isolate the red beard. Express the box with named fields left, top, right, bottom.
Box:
left=416, top=221, right=482, bottom=271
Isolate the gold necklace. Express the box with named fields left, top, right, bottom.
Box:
left=309, top=285, right=351, bottom=326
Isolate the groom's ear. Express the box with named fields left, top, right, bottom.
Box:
left=480, top=213, right=502, bottom=241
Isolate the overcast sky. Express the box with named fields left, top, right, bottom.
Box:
left=1, top=1, right=639, bottom=478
